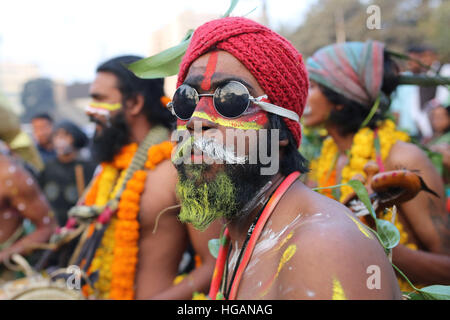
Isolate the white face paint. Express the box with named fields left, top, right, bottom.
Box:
left=42, top=216, right=51, bottom=225
left=193, top=137, right=247, bottom=164
left=8, top=165, right=17, bottom=174
left=306, top=290, right=316, bottom=297
left=17, top=203, right=26, bottom=211
left=26, top=178, right=34, bottom=186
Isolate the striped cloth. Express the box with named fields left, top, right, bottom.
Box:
left=307, top=40, right=385, bottom=107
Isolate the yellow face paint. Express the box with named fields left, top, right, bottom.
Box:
left=191, top=111, right=265, bottom=130
left=344, top=212, right=373, bottom=239
left=332, top=277, right=347, bottom=300
left=89, top=102, right=122, bottom=112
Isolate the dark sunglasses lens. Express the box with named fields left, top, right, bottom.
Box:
left=172, top=85, right=198, bottom=120
left=214, top=82, right=250, bottom=118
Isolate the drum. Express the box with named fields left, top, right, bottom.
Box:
left=0, top=254, right=85, bottom=300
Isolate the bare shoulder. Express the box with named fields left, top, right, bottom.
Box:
left=272, top=183, right=401, bottom=299
left=386, top=140, right=430, bottom=169
left=139, top=159, right=180, bottom=226
left=144, top=159, right=179, bottom=203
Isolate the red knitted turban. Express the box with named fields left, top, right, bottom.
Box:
left=177, top=17, right=308, bottom=147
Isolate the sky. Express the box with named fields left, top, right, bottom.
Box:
left=0, top=0, right=315, bottom=84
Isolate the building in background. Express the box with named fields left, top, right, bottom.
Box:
left=0, top=62, right=40, bottom=115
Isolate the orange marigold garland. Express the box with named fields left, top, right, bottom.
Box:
left=109, top=169, right=147, bottom=300
left=84, top=141, right=173, bottom=300
left=145, top=141, right=174, bottom=169
left=84, top=171, right=102, bottom=206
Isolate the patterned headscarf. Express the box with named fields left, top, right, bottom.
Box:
left=306, top=41, right=385, bottom=107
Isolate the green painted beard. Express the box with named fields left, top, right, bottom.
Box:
left=176, top=165, right=237, bottom=231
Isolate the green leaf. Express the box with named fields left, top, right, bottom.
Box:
left=127, top=29, right=194, bottom=79
left=375, top=219, right=400, bottom=249
left=312, top=183, right=348, bottom=192
left=417, top=285, right=450, bottom=300
left=222, top=0, right=240, bottom=17
left=347, top=180, right=376, bottom=220
left=404, top=291, right=426, bottom=300
left=208, top=238, right=221, bottom=259
left=425, top=149, right=444, bottom=176
left=360, top=96, right=380, bottom=128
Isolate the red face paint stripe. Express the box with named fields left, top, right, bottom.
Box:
left=200, top=51, right=219, bottom=91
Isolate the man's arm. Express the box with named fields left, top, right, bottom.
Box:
left=0, top=161, right=56, bottom=262
left=386, top=142, right=450, bottom=284
left=150, top=221, right=222, bottom=300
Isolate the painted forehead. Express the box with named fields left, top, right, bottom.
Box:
left=177, top=52, right=269, bottom=131
left=185, top=51, right=263, bottom=94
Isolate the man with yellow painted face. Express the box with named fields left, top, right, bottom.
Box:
left=172, top=17, right=401, bottom=300
left=60, top=55, right=220, bottom=300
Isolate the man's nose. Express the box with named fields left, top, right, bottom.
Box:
left=186, top=97, right=218, bottom=133
left=186, top=115, right=217, bottom=134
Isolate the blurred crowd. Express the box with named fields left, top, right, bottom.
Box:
left=0, top=14, right=449, bottom=301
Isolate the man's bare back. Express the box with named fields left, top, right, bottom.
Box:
left=227, top=181, right=402, bottom=300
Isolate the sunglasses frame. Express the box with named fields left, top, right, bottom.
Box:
left=168, top=80, right=300, bottom=123
left=168, top=81, right=253, bottom=121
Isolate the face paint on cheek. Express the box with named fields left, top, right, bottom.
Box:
left=191, top=111, right=266, bottom=130
left=192, top=98, right=267, bottom=130
left=177, top=119, right=188, bottom=131
left=241, top=110, right=269, bottom=128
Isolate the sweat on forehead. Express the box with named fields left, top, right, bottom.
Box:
left=177, top=16, right=308, bottom=147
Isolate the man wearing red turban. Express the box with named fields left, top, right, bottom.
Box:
left=172, top=17, right=401, bottom=300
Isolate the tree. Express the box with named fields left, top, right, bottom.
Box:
left=284, top=0, right=449, bottom=62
